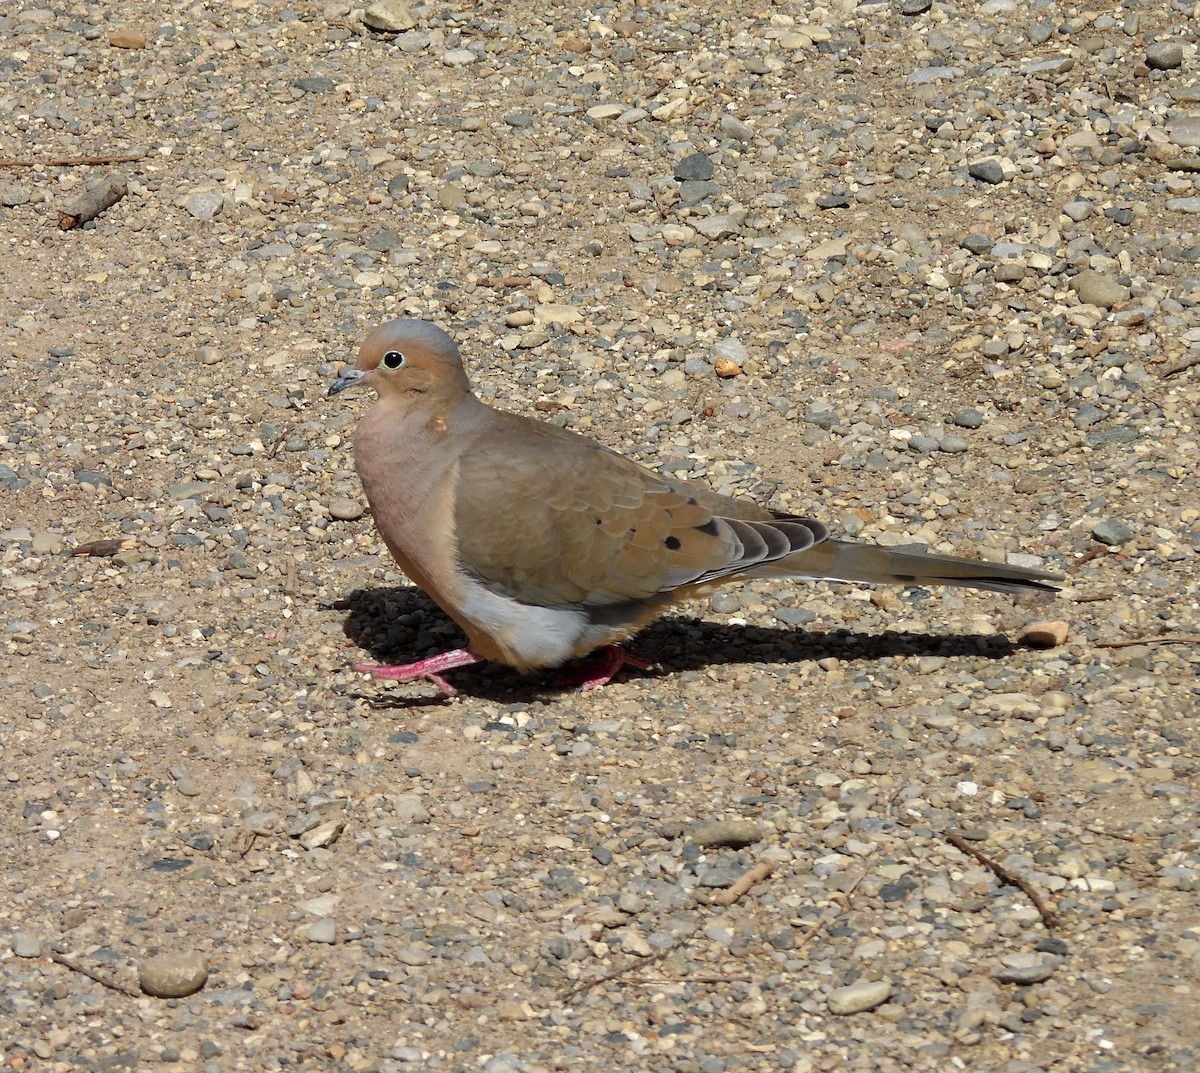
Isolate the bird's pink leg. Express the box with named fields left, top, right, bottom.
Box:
left=352, top=647, right=481, bottom=697
left=557, top=644, right=654, bottom=691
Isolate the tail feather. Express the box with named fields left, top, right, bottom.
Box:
left=748, top=539, right=1061, bottom=595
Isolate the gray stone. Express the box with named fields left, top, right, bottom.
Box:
left=674, top=152, right=715, bottom=182
left=1072, top=269, right=1129, bottom=309
left=12, top=932, right=41, bottom=958
left=328, top=496, right=365, bottom=521
left=994, top=954, right=1058, bottom=984
left=968, top=159, right=1005, bottom=184
left=1166, top=197, right=1200, bottom=214
left=953, top=408, right=984, bottom=429
left=828, top=979, right=893, bottom=1014
left=306, top=918, right=338, bottom=944
left=392, top=794, right=431, bottom=824
left=0, top=183, right=31, bottom=207
left=443, top=49, right=477, bottom=66
left=718, top=115, right=754, bottom=142
left=1063, top=198, right=1094, bottom=222
left=1146, top=41, right=1184, bottom=70
left=184, top=192, right=224, bottom=221
left=292, top=76, right=334, bottom=94
left=1167, top=115, right=1200, bottom=148
left=1092, top=519, right=1133, bottom=546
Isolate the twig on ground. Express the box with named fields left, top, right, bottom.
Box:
left=1162, top=353, right=1200, bottom=378
left=49, top=951, right=141, bottom=998
left=1095, top=635, right=1199, bottom=648
left=946, top=831, right=1056, bottom=929
left=1084, top=825, right=1143, bottom=844
left=709, top=859, right=776, bottom=907
left=0, top=152, right=144, bottom=168
left=58, top=172, right=128, bottom=229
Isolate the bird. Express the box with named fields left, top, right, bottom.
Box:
left=328, top=319, right=1061, bottom=697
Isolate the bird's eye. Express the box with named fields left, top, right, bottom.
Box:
left=381, top=349, right=406, bottom=370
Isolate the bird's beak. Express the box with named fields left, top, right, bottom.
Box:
left=327, top=366, right=368, bottom=397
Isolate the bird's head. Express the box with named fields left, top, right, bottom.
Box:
left=327, top=319, right=470, bottom=402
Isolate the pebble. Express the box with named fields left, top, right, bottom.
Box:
left=827, top=980, right=893, bottom=1014
left=328, top=496, right=365, bottom=521
left=306, top=918, right=338, bottom=944
left=1071, top=270, right=1129, bottom=309
left=109, top=28, right=147, bottom=49
left=968, top=159, right=1005, bottom=185
left=12, top=931, right=41, bottom=958
left=0, top=183, right=31, bottom=206
left=1167, top=116, right=1200, bottom=147
left=686, top=820, right=762, bottom=848
left=1062, top=198, right=1093, bottom=222
left=138, top=951, right=208, bottom=998
left=1021, top=620, right=1070, bottom=648
left=1091, top=519, right=1133, bottom=545
left=994, top=955, right=1059, bottom=985
left=362, top=1, right=416, bottom=32
left=184, top=192, right=224, bottom=221
left=1145, top=41, right=1184, bottom=70
left=674, top=153, right=715, bottom=182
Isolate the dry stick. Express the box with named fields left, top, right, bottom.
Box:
left=0, top=152, right=144, bottom=168
left=561, top=920, right=704, bottom=1003
left=1074, top=589, right=1116, bottom=603
left=708, top=859, right=776, bottom=907
left=946, top=831, right=1055, bottom=929
left=49, top=951, right=141, bottom=998
left=1162, top=353, right=1200, bottom=378
left=1095, top=635, right=1199, bottom=648
left=1084, top=825, right=1143, bottom=844
left=59, top=172, right=128, bottom=229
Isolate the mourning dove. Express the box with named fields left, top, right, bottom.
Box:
left=329, top=320, right=1060, bottom=696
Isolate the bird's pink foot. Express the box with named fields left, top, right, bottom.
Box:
left=557, top=644, right=654, bottom=691
left=352, top=647, right=481, bottom=697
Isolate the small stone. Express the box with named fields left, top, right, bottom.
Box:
left=1071, top=270, right=1129, bottom=309
left=938, top=434, right=969, bottom=454
left=1091, top=519, right=1133, bottom=546
left=362, top=0, right=416, bottom=32
left=505, top=310, right=535, bottom=327
left=952, top=408, right=984, bottom=429
left=392, top=794, right=431, bottom=824
left=109, top=28, right=148, bottom=49
left=1167, top=116, right=1200, bottom=148
left=686, top=820, right=762, bottom=848
left=292, top=76, right=335, bottom=94
left=0, top=183, right=32, bottom=207
left=1146, top=41, right=1184, bottom=70
left=328, top=496, right=365, bottom=521
left=674, top=152, right=715, bottom=182
left=138, top=951, right=208, bottom=998
left=718, top=115, right=754, bottom=142
left=534, top=303, right=582, bottom=326
left=828, top=979, right=893, bottom=1014
left=306, top=918, right=338, bottom=944
left=12, top=932, right=41, bottom=958
left=714, top=358, right=741, bottom=378
left=968, top=159, right=1005, bottom=185
left=994, top=955, right=1058, bottom=985
left=443, top=49, right=477, bottom=66
left=299, top=820, right=345, bottom=850
left=184, top=192, right=224, bottom=221
left=899, top=0, right=933, bottom=14
left=1062, top=198, right=1094, bottom=222
left=1021, top=620, right=1070, bottom=648
left=1166, top=197, right=1200, bottom=214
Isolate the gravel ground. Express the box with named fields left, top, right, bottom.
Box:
left=2, top=1, right=1199, bottom=1070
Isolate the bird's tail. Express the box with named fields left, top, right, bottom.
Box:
left=748, top=539, right=1061, bottom=595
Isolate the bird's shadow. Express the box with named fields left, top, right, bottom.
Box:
left=328, top=584, right=1028, bottom=705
